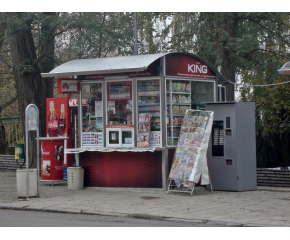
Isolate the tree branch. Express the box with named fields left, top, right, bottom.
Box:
left=0, top=56, right=12, bottom=68
left=0, top=96, right=17, bottom=112
left=243, top=48, right=289, bottom=60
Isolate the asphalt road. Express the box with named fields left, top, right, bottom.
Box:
left=0, top=209, right=219, bottom=227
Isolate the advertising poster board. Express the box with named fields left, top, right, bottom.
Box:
left=168, top=110, right=214, bottom=194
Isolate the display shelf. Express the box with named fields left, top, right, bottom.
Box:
left=137, top=93, right=160, bottom=97
left=172, top=103, right=191, bottom=105
left=137, top=80, right=161, bottom=145
left=172, top=92, right=190, bottom=94
left=166, top=79, right=191, bottom=146
left=139, top=110, right=160, bottom=112
left=138, top=103, right=160, bottom=106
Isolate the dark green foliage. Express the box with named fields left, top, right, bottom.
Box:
left=1, top=12, right=290, bottom=167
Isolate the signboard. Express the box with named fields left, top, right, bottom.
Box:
left=25, top=104, right=40, bottom=199
left=57, top=78, right=80, bottom=94
left=26, top=105, right=39, bottom=131
left=68, top=98, right=88, bottom=107
left=166, top=53, right=216, bottom=79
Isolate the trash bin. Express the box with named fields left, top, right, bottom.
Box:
left=15, top=144, right=25, bottom=159
left=15, top=144, right=26, bottom=169
left=16, top=169, right=38, bottom=198
left=67, top=167, right=84, bottom=190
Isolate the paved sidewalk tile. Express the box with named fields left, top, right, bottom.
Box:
left=1, top=171, right=290, bottom=226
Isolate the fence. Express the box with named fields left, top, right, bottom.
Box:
left=1, top=116, right=24, bottom=147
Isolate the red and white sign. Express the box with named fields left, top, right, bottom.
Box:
left=69, top=98, right=88, bottom=107
left=57, top=78, right=80, bottom=94
left=166, top=53, right=216, bottom=79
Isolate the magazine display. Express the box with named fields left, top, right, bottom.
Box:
left=137, top=113, right=152, bottom=148
left=168, top=110, right=213, bottom=189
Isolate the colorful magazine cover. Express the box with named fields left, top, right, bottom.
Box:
left=137, top=113, right=152, bottom=147
left=169, top=110, right=211, bottom=188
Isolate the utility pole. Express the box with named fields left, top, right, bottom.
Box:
left=134, top=12, right=138, bottom=55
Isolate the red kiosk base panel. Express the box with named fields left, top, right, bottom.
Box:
left=41, top=139, right=64, bottom=181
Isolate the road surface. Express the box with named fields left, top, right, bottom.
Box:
left=0, top=209, right=220, bottom=227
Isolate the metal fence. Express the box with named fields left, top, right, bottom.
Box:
left=1, top=116, right=24, bottom=146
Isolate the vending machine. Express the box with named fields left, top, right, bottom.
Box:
left=46, top=97, right=72, bottom=179
left=205, top=102, right=257, bottom=191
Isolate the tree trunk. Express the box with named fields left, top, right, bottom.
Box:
left=0, top=117, right=7, bottom=154
left=8, top=12, right=55, bottom=168
left=221, top=13, right=237, bottom=102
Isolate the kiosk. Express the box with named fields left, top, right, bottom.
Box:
left=41, top=52, right=227, bottom=189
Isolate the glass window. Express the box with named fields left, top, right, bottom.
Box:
left=106, top=127, right=134, bottom=147
left=137, top=79, right=161, bottom=146
left=109, top=130, right=120, bottom=144
left=107, top=81, right=133, bottom=126
left=81, top=82, right=103, bottom=146
left=166, top=79, right=215, bottom=146
left=191, top=81, right=214, bottom=110
left=122, top=130, right=133, bottom=144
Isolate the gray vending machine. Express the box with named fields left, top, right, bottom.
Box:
left=205, top=102, right=257, bottom=191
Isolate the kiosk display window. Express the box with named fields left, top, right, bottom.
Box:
left=106, top=80, right=134, bottom=148
left=107, top=81, right=133, bottom=126
left=166, top=80, right=191, bottom=146
left=166, top=79, right=215, bottom=146
left=137, top=79, right=161, bottom=146
left=81, top=82, right=103, bottom=146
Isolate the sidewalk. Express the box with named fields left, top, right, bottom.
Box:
left=1, top=171, right=290, bottom=227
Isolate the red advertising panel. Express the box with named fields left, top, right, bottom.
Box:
left=166, top=53, right=216, bottom=79
left=57, top=78, right=80, bottom=94
left=46, top=97, right=72, bottom=166
left=41, top=139, right=64, bottom=181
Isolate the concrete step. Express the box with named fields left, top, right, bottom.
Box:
left=257, top=169, right=290, bottom=187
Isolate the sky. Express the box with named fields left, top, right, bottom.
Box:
left=4, top=1, right=278, bottom=12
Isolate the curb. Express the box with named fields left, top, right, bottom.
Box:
left=0, top=205, right=261, bottom=227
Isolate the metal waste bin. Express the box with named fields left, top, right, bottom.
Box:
left=16, top=169, right=38, bottom=198
left=67, top=167, right=84, bottom=190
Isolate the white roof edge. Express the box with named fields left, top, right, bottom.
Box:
left=41, top=53, right=168, bottom=78
left=41, top=67, right=147, bottom=78
left=278, top=61, right=290, bottom=75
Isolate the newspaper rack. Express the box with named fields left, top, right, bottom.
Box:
left=167, top=109, right=214, bottom=196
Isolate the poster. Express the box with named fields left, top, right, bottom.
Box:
left=95, top=101, right=103, bottom=117
left=150, top=131, right=161, bottom=145
left=82, top=132, right=103, bottom=145
left=42, top=160, right=51, bottom=175
left=108, top=101, right=115, bottom=115
left=55, top=146, right=64, bottom=161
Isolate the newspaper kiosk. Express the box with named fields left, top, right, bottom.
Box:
left=41, top=52, right=226, bottom=189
